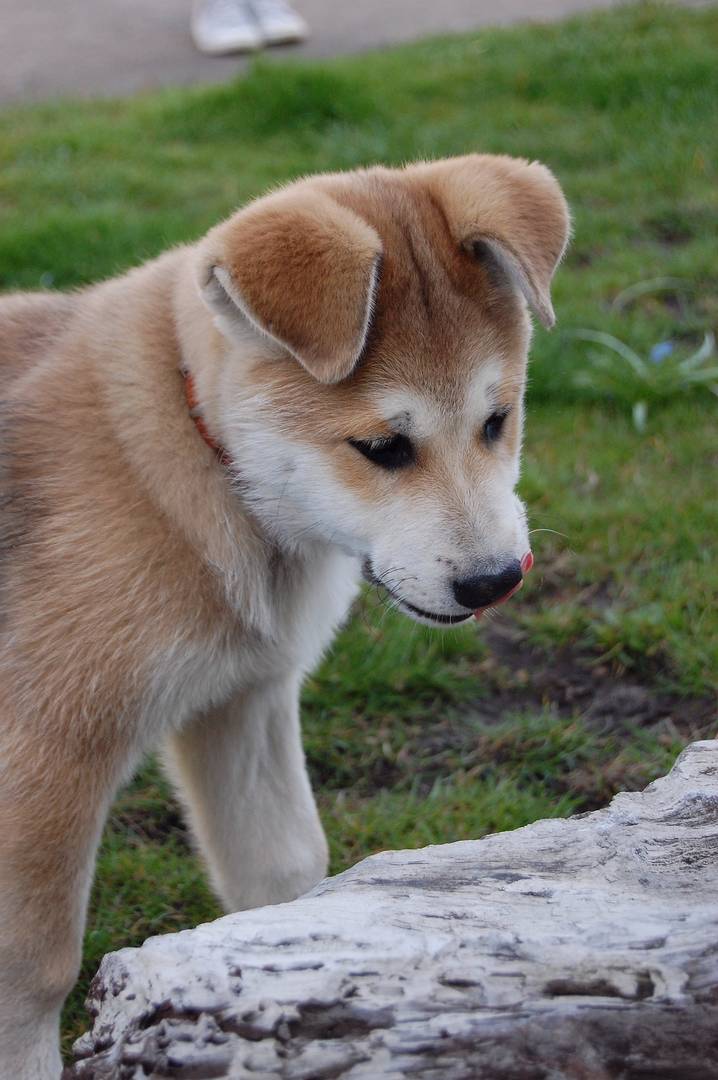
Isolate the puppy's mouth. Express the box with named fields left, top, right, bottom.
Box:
left=397, top=600, right=473, bottom=626
left=362, top=560, right=473, bottom=626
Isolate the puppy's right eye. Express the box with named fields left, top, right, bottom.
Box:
left=483, top=407, right=510, bottom=445
left=348, top=434, right=414, bottom=471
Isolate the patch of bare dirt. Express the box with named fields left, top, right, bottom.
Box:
left=476, top=618, right=716, bottom=739
left=109, top=803, right=188, bottom=846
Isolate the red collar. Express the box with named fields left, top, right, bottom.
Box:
left=181, top=368, right=232, bottom=468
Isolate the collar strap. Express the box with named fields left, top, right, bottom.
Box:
left=181, top=368, right=232, bottom=468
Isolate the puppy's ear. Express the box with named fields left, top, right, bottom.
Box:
left=197, top=188, right=383, bottom=383
left=424, top=155, right=570, bottom=328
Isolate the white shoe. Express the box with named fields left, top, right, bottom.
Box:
left=192, top=0, right=263, bottom=55
left=251, top=0, right=308, bottom=45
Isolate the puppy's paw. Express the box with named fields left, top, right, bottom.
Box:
left=218, top=833, right=329, bottom=912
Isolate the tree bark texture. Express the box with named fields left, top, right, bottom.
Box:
left=68, top=740, right=718, bottom=1079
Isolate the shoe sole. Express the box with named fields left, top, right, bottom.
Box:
left=263, top=32, right=306, bottom=45
left=192, top=32, right=264, bottom=55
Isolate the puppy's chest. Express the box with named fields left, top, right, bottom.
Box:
left=245, top=548, right=360, bottom=676
left=147, top=547, right=359, bottom=733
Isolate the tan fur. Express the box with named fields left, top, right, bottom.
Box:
left=199, top=187, right=383, bottom=383
left=0, top=154, right=569, bottom=1077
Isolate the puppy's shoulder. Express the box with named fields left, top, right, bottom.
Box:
left=0, top=290, right=79, bottom=388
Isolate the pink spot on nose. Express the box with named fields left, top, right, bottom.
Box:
left=496, top=578, right=524, bottom=605
left=521, top=551, right=534, bottom=574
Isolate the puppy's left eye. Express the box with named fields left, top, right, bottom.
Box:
left=348, top=433, right=414, bottom=470
left=483, top=408, right=510, bottom=444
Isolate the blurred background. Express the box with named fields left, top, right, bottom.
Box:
left=0, top=0, right=715, bottom=1058
left=2, top=0, right=707, bottom=102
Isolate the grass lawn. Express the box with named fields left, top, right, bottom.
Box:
left=1, top=1, right=716, bottom=1057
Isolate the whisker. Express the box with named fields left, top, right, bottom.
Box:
left=373, top=565, right=408, bottom=583
left=528, top=527, right=569, bottom=540
left=290, top=519, right=326, bottom=543
left=273, top=475, right=292, bottom=529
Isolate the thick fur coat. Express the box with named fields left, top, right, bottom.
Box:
left=0, top=154, right=569, bottom=1078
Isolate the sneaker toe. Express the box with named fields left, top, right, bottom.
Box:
left=260, top=13, right=307, bottom=44
left=192, top=19, right=262, bottom=54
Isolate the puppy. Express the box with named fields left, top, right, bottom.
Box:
left=0, top=154, right=569, bottom=1078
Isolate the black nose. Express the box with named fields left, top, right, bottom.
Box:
left=452, top=560, right=523, bottom=610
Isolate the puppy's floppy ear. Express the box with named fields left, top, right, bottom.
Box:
left=197, top=188, right=383, bottom=383
left=424, top=154, right=570, bottom=328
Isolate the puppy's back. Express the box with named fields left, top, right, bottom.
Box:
left=0, top=291, right=77, bottom=387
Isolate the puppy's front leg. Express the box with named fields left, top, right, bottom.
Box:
left=164, top=674, right=328, bottom=912
left=0, top=732, right=124, bottom=1080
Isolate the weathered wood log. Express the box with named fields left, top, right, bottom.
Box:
left=69, top=740, right=718, bottom=1079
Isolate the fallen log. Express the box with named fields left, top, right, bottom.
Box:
left=68, top=739, right=718, bottom=1079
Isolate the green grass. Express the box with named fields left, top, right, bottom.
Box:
left=1, top=0, right=716, bottom=1057
left=521, top=399, right=718, bottom=691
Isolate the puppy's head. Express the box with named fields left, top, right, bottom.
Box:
left=195, top=155, right=570, bottom=626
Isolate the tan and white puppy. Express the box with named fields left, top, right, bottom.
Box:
left=0, top=154, right=569, bottom=1078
